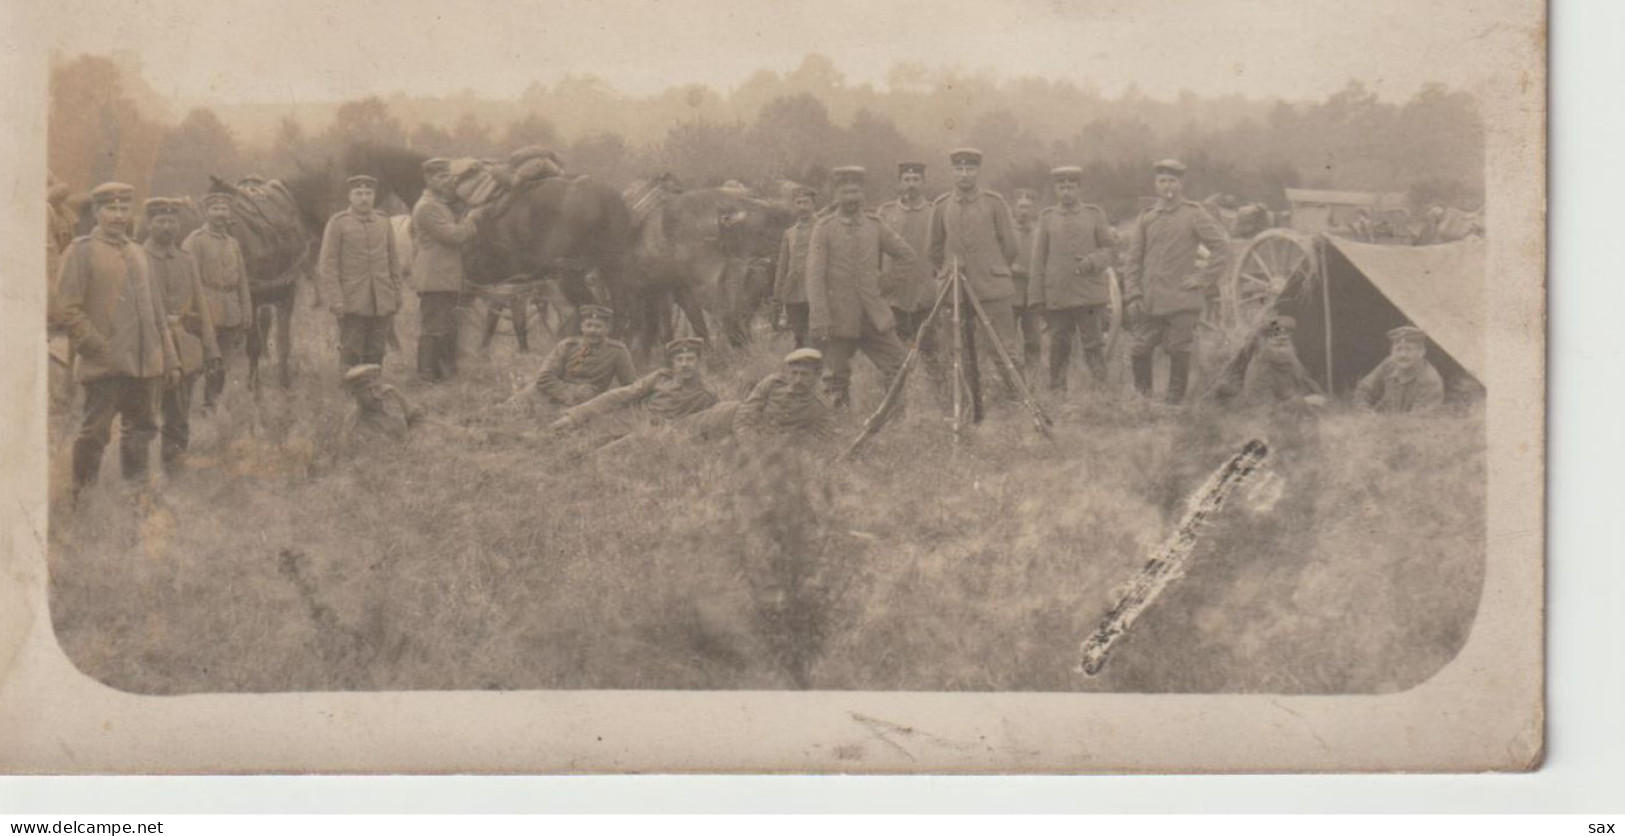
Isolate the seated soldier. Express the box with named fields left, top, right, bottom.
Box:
left=1355, top=325, right=1445, bottom=413
left=1241, top=315, right=1326, bottom=409
left=339, top=364, right=424, bottom=447
left=529, top=305, right=638, bottom=407
left=550, top=337, right=719, bottom=433
left=734, top=348, right=837, bottom=444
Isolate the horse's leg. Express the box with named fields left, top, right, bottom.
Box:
left=674, top=285, right=711, bottom=345
left=274, top=291, right=295, bottom=388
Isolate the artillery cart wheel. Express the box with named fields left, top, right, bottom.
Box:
left=1222, top=229, right=1318, bottom=334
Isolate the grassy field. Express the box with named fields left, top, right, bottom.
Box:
left=46, top=294, right=1486, bottom=694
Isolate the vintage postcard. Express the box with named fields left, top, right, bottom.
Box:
left=0, top=0, right=1544, bottom=773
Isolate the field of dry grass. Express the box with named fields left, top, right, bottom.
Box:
left=46, top=297, right=1486, bottom=694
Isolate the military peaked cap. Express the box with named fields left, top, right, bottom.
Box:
left=831, top=166, right=867, bottom=186
left=665, top=337, right=705, bottom=358
left=792, top=185, right=818, bottom=199
left=237, top=173, right=267, bottom=186
left=1050, top=165, right=1084, bottom=182
left=346, top=174, right=378, bottom=190
left=1152, top=158, right=1188, bottom=176
left=422, top=158, right=454, bottom=176
left=343, top=364, right=383, bottom=384
left=897, top=161, right=927, bottom=177
left=785, top=347, right=824, bottom=366
left=143, top=197, right=178, bottom=216
left=202, top=192, right=233, bottom=209
left=948, top=147, right=984, bottom=166
left=579, top=304, right=614, bottom=323
left=90, top=182, right=135, bottom=206
left=1387, top=325, right=1427, bottom=344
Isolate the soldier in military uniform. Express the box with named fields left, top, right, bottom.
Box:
left=735, top=348, right=836, bottom=444
left=1009, top=188, right=1044, bottom=375
left=772, top=186, right=818, bottom=348
left=184, top=192, right=255, bottom=409
left=413, top=158, right=490, bottom=382
left=1355, top=325, right=1446, bottom=413
left=926, top=148, right=1024, bottom=377
left=1031, top=166, right=1117, bottom=394
left=145, top=198, right=221, bottom=475
left=317, top=174, right=402, bottom=371
left=530, top=304, right=638, bottom=406
left=550, top=336, right=721, bottom=433
left=805, top=166, right=920, bottom=409
left=338, top=364, right=425, bottom=448
left=877, top=162, right=939, bottom=346
left=56, top=183, right=180, bottom=496
left=1240, top=316, right=1324, bottom=409
left=1123, top=159, right=1232, bottom=404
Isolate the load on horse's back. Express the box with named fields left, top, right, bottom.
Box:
left=208, top=175, right=315, bottom=389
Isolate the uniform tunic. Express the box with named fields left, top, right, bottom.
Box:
left=805, top=210, right=918, bottom=339
left=1355, top=357, right=1445, bottom=413
left=1123, top=199, right=1231, bottom=316
left=411, top=192, right=478, bottom=293
left=926, top=189, right=1020, bottom=302
left=564, top=369, right=720, bottom=427
left=1031, top=203, right=1116, bottom=309
left=876, top=196, right=935, bottom=312
left=534, top=336, right=638, bottom=406
left=317, top=208, right=402, bottom=316
left=55, top=230, right=178, bottom=383
left=773, top=217, right=815, bottom=306
left=147, top=241, right=219, bottom=376
left=183, top=226, right=255, bottom=330
left=734, top=372, right=835, bottom=443
left=1241, top=349, right=1321, bottom=407
left=1011, top=219, right=1038, bottom=308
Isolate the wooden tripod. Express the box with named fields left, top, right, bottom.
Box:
left=843, top=260, right=1054, bottom=460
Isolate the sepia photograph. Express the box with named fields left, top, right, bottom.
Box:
left=0, top=0, right=1544, bottom=773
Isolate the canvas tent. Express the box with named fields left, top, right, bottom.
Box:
left=1265, top=236, right=1484, bottom=394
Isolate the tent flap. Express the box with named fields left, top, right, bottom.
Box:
left=1323, top=237, right=1485, bottom=382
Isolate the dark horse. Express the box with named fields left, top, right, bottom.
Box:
left=343, top=143, right=635, bottom=341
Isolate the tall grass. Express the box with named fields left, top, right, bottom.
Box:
left=46, top=298, right=1485, bottom=694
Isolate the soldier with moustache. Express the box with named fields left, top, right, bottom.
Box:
left=1122, top=159, right=1232, bottom=404
left=805, top=165, right=921, bottom=409
left=184, top=192, right=255, bottom=409
left=1009, top=188, right=1044, bottom=375
left=772, top=186, right=819, bottom=349
left=317, top=174, right=402, bottom=371
left=145, top=198, right=221, bottom=475
left=529, top=304, right=638, bottom=407
left=1030, top=166, right=1117, bottom=394
left=55, top=183, right=180, bottom=496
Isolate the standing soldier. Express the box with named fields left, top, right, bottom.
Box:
left=412, top=158, right=489, bottom=382
left=735, top=348, right=836, bottom=444
left=47, top=173, right=81, bottom=410
left=926, top=148, right=1023, bottom=375
left=317, top=174, right=402, bottom=371
left=1122, top=159, right=1232, bottom=404
left=805, top=166, right=920, bottom=409
left=772, top=186, right=818, bottom=349
left=146, top=198, right=220, bottom=475
left=1031, top=166, right=1117, bottom=394
left=56, top=183, right=180, bottom=497
left=1355, top=325, right=1446, bottom=413
left=184, top=192, right=254, bottom=409
left=529, top=304, right=638, bottom=407
left=877, top=161, right=938, bottom=348
left=1009, top=188, right=1044, bottom=375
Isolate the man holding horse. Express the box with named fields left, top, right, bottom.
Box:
left=413, top=158, right=491, bottom=382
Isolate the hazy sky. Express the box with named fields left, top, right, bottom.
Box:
left=40, top=0, right=1528, bottom=105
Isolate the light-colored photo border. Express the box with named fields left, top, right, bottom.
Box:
left=0, top=0, right=1544, bottom=774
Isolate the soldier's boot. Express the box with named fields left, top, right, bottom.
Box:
left=417, top=337, right=441, bottom=383
left=160, top=442, right=184, bottom=478
left=1023, top=342, right=1042, bottom=385
left=1131, top=353, right=1155, bottom=398
left=71, top=439, right=103, bottom=498
left=1048, top=351, right=1070, bottom=398
left=480, top=311, right=502, bottom=350
left=1166, top=351, right=1192, bottom=406
left=439, top=331, right=459, bottom=379
left=513, top=311, right=531, bottom=353
left=1084, top=348, right=1108, bottom=390
left=119, top=437, right=152, bottom=483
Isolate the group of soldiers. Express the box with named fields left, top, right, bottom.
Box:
left=50, top=149, right=1449, bottom=499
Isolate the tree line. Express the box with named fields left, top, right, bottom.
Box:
left=50, top=52, right=1484, bottom=223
